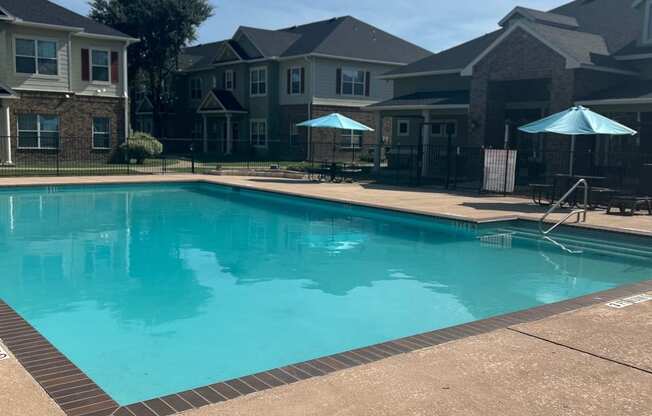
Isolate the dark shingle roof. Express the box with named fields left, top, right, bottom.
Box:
left=384, top=0, right=642, bottom=78
left=180, top=15, right=431, bottom=72
left=213, top=90, right=246, bottom=112
left=579, top=80, right=652, bottom=102
left=0, top=0, right=129, bottom=37
left=501, top=6, right=579, bottom=29
left=368, top=91, right=469, bottom=109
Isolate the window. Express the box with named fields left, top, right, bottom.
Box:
left=224, top=70, right=234, bottom=90
left=17, top=114, right=59, bottom=149
left=192, top=119, right=203, bottom=138
left=341, top=130, right=362, bottom=149
left=431, top=121, right=457, bottom=138
left=251, top=119, right=267, bottom=147
left=92, top=118, right=111, bottom=149
left=398, top=120, right=410, bottom=136
left=290, top=67, right=302, bottom=95
left=190, top=77, right=202, bottom=100
left=342, top=69, right=365, bottom=96
left=91, top=50, right=109, bottom=82
left=250, top=67, right=267, bottom=96
left=15, top=38, right=57, bottom=76
left=290, top=123, right=299, bottom=145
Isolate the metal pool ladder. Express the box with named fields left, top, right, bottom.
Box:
left=539, top=179, right=588, bottom=236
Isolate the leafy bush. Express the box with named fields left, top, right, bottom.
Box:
left=119, top=132, right=163, bottom=164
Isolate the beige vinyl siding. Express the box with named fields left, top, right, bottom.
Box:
left=313, top=57, right=394, bottom=103
left=71, top=37, right=125, bottom=97
left=2, top=26, right=70, bottom=93
left=279, top=58, right=311, bottom=106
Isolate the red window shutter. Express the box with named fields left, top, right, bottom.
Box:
left=287, top=69, right=291, bottom=94
left=81, top=49, right=90, bottom=81
left=111, top=51, right=119, bottom=84
left=336, top=68, right=342, bottom=95
left=300, top=68, right=305, bottom=94
left=365, top=71, right=371, bottom=96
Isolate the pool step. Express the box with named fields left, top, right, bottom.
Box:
left=486, top=227, right=652, bottom=261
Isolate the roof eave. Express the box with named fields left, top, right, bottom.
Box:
left=378, top=69, right=463, bottom=80
left=368, top=104, right=469, bottom=111
left=10, top=19, right=137, bottom=43
left=576, top=97, right=652, bottom=106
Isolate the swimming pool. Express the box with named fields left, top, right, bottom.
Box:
left=1, top=182, right=651, bottom=405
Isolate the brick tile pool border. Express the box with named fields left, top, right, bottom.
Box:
left=2, top=279, right=652, bottom=416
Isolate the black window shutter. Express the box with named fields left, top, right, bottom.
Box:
left=365, top=71, right=371, bottom=96
left=222, top=72, right=226, bottom=89
left=336, top=68, right=342, bottom=95
left=300, top=67, right=305, bottom=94
left=233, top=72, right=236, bottom=89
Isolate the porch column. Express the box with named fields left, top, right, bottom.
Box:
left=421, top=109, right=431, bottom=178
left=226, top=114, right=233, bottom=155
left=202, top=114, right=208, bottom=153
left=373, top=112, right=383, bottom=173
left=3, top=104, right=11, bottom=165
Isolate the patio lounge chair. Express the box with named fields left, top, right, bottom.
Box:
left=607, top=196, right=652, bottom=216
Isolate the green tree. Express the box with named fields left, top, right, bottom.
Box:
left=90, top=0, right=213, bottom=137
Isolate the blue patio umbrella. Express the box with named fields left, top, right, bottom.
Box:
left=518, top=106, right=637, bottom=175
left=297, top=113, right=374, bottom=131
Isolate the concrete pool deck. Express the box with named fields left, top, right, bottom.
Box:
left=0, top=174, right=650, bottom=235
left=0, top=174, right=651, bottom=416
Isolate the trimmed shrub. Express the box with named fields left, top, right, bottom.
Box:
left=119, top=132, right=163, bottom=164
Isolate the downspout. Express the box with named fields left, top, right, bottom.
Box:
left=307, top=56, right=316, bottom=159
left=67, top=33, right=72, bottom=92
left=122, top=43, right=129, bottom=142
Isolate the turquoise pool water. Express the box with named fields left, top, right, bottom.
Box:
left=1, top=183, right=651, bottom=405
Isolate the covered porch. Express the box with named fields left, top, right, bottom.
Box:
left=197, top=89, right=248, bottom=155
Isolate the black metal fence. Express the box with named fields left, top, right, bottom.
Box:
left=1, top=135, right=651, bottom=196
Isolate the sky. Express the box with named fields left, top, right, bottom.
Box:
left=55, top=0, right=568, bottom=53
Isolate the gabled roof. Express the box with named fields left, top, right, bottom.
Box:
left=198, top=89, right=247, bottom=113
left=499, top=6, right=579, bottom=29
left=0, top=82, right=18, bottom=99
left=0, top=0, right=130, bottom=38
left=383, top=0, right=643, bottom=79
left=179, top=15, right=431, bottom=72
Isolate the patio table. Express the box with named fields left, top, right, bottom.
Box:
left=552, top=174, right=607, bottom=207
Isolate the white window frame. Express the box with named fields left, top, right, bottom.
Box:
left=289, top=66, right=303, bottom=95
left=340, top=130, right=362, bottom=149
left=92, top=117, right=111, bottom=149
left=341, top=68, right=366, bottom=97
left=17, top=114, right=60, bottom=149
left=190, top=77, right=203, bottom=100
left=645, top=1, right=652, bottom=45
left=250, top=67, right=267, bottom=97
left=191, top=118, right=203, bottom=139
left=224, top=70, right=234, bottom=91
left=250, top=119, right=268, bottom=147
left=90, top=48, right=111, bottom=84
left=397, top=120, right=410, bottom=137
left=430, top=120, right=458, bottom=138
left=14, top=36, right=58, bottom=77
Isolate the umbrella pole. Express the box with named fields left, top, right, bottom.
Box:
left=569, top=135, right=576, bottom=176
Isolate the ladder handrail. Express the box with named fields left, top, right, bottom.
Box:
left=539, top=178, right=588, bottom=235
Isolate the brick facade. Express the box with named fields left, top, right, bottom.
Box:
left=469, top=28, right=571, bottom=148
left=8, top=91, right=125, bottom=162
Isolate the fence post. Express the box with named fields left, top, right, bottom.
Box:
left=190, top=142, right=195, bottom=174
